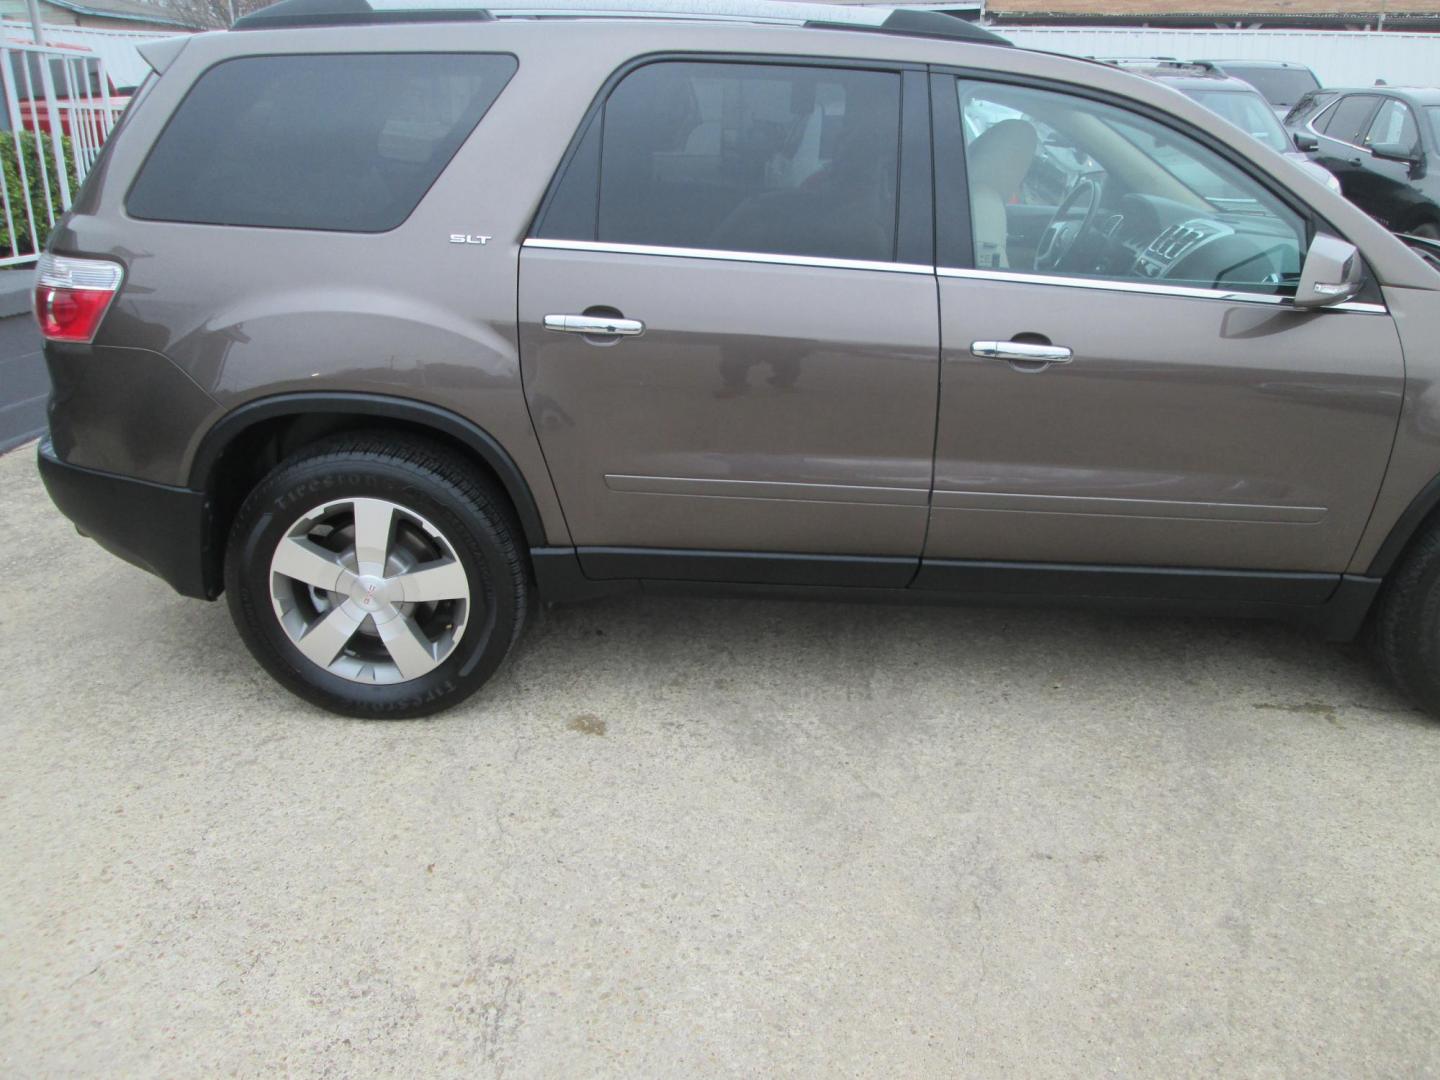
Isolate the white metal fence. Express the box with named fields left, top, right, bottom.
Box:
left=0, top=41, right=123, bottom=268
left=994, top=27, right=1440, bottom=88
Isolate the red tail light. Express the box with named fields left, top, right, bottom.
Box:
left=34, top=253, right=125, bottom=343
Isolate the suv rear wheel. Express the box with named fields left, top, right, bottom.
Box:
left=224, top=432, right=528, bottom=718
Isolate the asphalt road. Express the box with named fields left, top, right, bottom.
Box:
left=3, top=442, right=1439, bottom=1077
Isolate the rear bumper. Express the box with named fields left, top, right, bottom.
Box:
left=37, top=436, right=216, bottom=599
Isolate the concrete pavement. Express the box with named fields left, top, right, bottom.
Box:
left=0, top=313, right=45, bottom=453
left=2, top=442, right=1438, bottom=1077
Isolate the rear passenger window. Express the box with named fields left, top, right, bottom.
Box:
left=538, top=61, right=902, bottom=263
left=128, top=53, right=516, bottom=232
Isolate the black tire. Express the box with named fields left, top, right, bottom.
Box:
left=224, top=431, right=528, bottom=718
left=1371, top=522, right=1440, bottom=717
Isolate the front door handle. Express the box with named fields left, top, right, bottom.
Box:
left=971, top=340, right=1073, bottom=364
left=543, top=314, right=645, bottom=337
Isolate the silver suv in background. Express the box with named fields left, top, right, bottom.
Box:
left=33, top=0, right=1440, bottom=719
left=1101, top=59, right=1341, bottom=193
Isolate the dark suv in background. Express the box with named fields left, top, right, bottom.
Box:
left=1288, top=87, right=1440, bottom=239
left=32, top=0, right=1440, bottom=719
left=1198, top=59, right=1322, bottom=117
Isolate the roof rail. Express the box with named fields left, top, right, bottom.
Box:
left=233, top=0, right=494, bottom=28
left=233, top=0, right=1011, bottom=45
left=1095, top=57, right=1219, bottom=75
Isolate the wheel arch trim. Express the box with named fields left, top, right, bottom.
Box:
left=1366, top=469, right=1440, bottom=578
left=189, top=392, right=549, bottom=548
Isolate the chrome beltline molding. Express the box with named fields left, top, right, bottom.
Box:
left=938, top=266, right=1388, bottom=314
left=523, top=237, right=933, bottom=275
left=522, top=238, right=1388, bottom=313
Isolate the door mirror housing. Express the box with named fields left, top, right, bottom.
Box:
left=1371, top=141, right=1421, bottom=165
left=1293, top=132, right=1319, bottom=152
left=1294, top=233, right=1365, bottom=308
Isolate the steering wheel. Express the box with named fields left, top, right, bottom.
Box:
left=1035, top=177, right=1102, bottom=273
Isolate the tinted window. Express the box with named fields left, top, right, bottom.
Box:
left=128, top=53, right=516, bottom=232
left=1218, top=65, right=1318, bottom=109
left=955, top=81, right=1306, bottom=296
left=543, top=61, right=902, bottom=263
left=1319, top=95, right=1380, bottom=145
left=1366, top=99, right=1419, bottom=150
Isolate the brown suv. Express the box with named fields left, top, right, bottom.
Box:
left=34, top=0, right=1440, bottom=718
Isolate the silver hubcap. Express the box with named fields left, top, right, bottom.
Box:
left=269, top=497, right=471, bottom=685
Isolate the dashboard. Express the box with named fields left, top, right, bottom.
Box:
left=1070, top=192, right=1299, bottom=291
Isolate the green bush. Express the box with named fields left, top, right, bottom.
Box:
left=0, top=130, right=78, bottom=258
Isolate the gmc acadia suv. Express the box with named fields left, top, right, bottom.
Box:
left=35, top=0, right=1440, bottom=718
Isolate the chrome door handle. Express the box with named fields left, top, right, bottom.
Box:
left=971, top=340, right=1073, bottom=364
left=543, top=314, right=645, bottom=337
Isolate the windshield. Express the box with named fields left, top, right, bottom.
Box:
left=1220, top=65, right=1320, bottom=108
left=1185, top=88, right=1291, bottom=152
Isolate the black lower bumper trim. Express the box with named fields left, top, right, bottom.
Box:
left=37, top=437, right=216, bottom=600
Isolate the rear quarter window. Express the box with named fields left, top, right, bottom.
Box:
left=127, top=53, right=516, bottom=232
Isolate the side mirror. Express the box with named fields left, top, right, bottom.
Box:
left=1294, top=234, right=1364, bottom=309
left=1293, top=132, right=1319, bottom=152
left=1371, top=141, right=1421, bottom=166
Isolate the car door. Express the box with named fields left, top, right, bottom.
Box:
left=518, top=60, right=938, bottom=585
left=1353, top=97, right=1427, bottom=231
left=1311, top=93, right=1383, bottom=200
left=918, top=73, right=1404, bottom=590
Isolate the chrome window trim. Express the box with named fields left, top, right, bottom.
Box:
left=1305, top=95, right=1343, bottom=142
left=522, top=237, right=934, bottom=275
left=521, top=239, right=1385, bottom=313
left=937, top=266, right=1387, bottom=314
left=1309, top=92, right=1384, bottom=154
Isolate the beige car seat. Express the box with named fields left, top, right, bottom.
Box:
left=967, top=119, right=1038, bottom=269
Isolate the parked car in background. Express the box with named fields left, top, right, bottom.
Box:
left=33, top=0, right=1440, bottom=720
left=1197, top=59, right=1322, bottom=117
left=1102, top=60, right=1340, bottom=192
left=1285, top=88, right=1340, bottom=132
left=3, top=36, right=130, bottom=138
left=1288, top=87, right=1440, bottom=239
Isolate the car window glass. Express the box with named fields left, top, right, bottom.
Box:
left=571, top=61, right=901, bottom=263
left=955, top=80, right=1305, bottom=296
left=1285, top=90, right=1332, bottom=126
left=128, top=53, right=516, bottom=232
left=1221, top=66, right=1318, bottom=109
left=1367, top=99, right=1419, bottom=150
left=1430, top=106, right=1440, bottom=147
left=1185, top=89, right=1290, bottom=152
left=1321, top=95, right=1379, bottom=145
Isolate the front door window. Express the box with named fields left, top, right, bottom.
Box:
left=956, top=81, right=1307, bottom=296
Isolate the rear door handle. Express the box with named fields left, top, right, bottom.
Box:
left=971, top=340, right=1073, bottom=364
left=543, top=314, right=645, bottom=337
